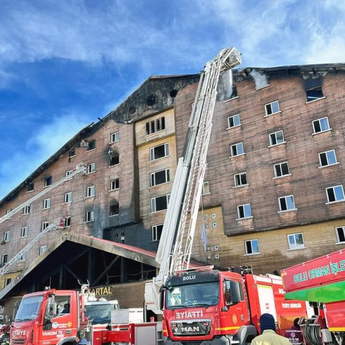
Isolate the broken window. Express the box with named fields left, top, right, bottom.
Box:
left=87, top=163, right=96, bottom=173
left=288, top=233, right=304, bottom=250
left=230, top=142, right=244, bottom=157
left=202, top=181, right=210, bottom=195
left=152, top=224, right=163, bottom=242
left=151, top=195, right=170, bottom=212
left=313, top=117, right=330, bottom=134
left=319, top=150, right=337, bottom=167
left=110, top=132, right=120, bottom=143
left=274, top=162, right=290, bottom=177
left=227, top=114, right=241, bottom=128
left=326, top=185, right=345, bottom=203
left=69, top=149, right=75, bottom=158
left=42, top=198, right=51, bottom=209
left=109, top=201, right=120, bottom=216
left=237, top=204, right=252, bottom=219
left=265, top=100, right=280, bottom=116
left=109, top=152, right=119, bottom=166
left=245, top=239, right=259, bottom=255
left=269, top=130, right=285, bottom=146
left=234, top=172, right=247, bottom=187
left=279, top=195, right=296, bottom=212
left=44, top=176, right=52, bottom=187
left=87, top=140, right=96, bottom=151
left=150, top=169, right=170, bottom=187
left=149, top=143, right=169, bottom=161
left=336, top=226, right=345, bottom=243
left=86, top=185, right=95, bottom=198
left=110, top=178, right=120, bottom=190
left=305, top=78, right=324, bottom=102
left=84, top=211, right=95, bottom=223
left=27, top=182, right=34, bottom=192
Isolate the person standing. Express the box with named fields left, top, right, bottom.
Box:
left=284, top=318, right=304, bottom=344
left=251, top=313, right=293, bottom=345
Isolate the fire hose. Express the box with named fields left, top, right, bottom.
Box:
left=302, top=320, right=322, bottom=345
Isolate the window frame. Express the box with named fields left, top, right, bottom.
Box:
left=84, top=211, right=95, bottom=223
left=278, top=195, right=296, bottom=212
left=3, top=231, right=10, bottom=243
left=20, top=227, right=28, bottom=238
left=234, top=172, right=248, bottom=187
left=269, top=130, right=285, bottom=147
left=264, top=100, right=280, bottom=116
left=87, top=163, right=96, bottom=174
left=318, top=149, right=338, bottom=168
left=87, top=140, right=96, bottom=151
left=64, top=217, right=71, bottom=227
left=44, top=176, right=53, bottom=187
left=312, top=117, right=331, bottom=134
left=237, top=203, right=252, bottom=220
left=41, top=222, right=49, bottom=232
left=146, top=117, right=166, bottom=135
left=150, top=169, right=170, bottom=187
left=202, top=181, right=211, bottom=195
left=39, top=245, right=47, bottom=255
left=42, top=198, right=51, bottom=210
left=64, top=192, right=72, bottom=203
left=150, top=194, right=170, bottom=213
left=109, top=202, right=120, bottom=217
left=110, top=178, right=120, bottom=191
left=287, top=233, right=305, bottom=250
left=86, top=185, right=96, bottom=198
left=149, top=143, right=169, bottom=161
left=152, top=224, right=163, bottom=242
left=23, top=205, right=31, bottom=215
left=245, top=239, right=260, bottom=255
left=110, top=131, right=120, bottom=143
left=227, top=114, right=241, bottom=129
left=274, top=162, right=290, bottom=178
left=326, top=185, right=345, bottom=204
left=335, top=226, right=345, bottom=244
left=230, top=142, right=244, bottom=157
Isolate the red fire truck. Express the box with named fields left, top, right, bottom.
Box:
left=281, top=249, right=345, bottom=345
left=161, top=266, right=307, bottom=344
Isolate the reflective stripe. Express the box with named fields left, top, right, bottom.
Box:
left=215, top=326, right=240, bottom=331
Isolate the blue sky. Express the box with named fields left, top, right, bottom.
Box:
left=1, top=0, right=345, bottom=200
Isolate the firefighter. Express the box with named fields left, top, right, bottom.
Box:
left=0, top=325, right=10, bottom=345
left=251, top=313, right=293, bottom=345
left=75, top=329, right=90, bottom=345
left=284, top=318, right=303, bottom=344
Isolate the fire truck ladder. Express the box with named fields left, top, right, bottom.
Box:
left=0, top=163, right=86, bottom=224
left=145, top=48, right=241, bottom=313
left=0, top=163, right=87, bottom=278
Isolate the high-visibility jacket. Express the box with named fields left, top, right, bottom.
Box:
left=251, top=330, right=293, bottom=345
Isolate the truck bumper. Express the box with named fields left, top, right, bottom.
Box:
left=165, top=336, right=234, bottom=345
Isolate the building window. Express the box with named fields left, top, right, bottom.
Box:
left=313, top=117, right=330, bottom=134
left=245, top=239, right=259, bottom=255
left=237, top=204, right=252, bottom=219
left=319, top=150, right=337, bottom=167
left=19, top=253, right=26, bottom=262
left=110, top=178, right=120, bottom=190
left=39, top=245, right=47, bottom=255
left=234, top=172, right=247, bottom=187
left=64, top=217, right=71, bottom=227
left=109, top=152, right=120, bottom=166
left=335, top=226, right=345, bottom=243
left=4, top=278, right=11, bottom=286
left=23, top=205, right=31, bottom=215
left=202, top=181, right=211, bottom=195
left=43, top=198, right=51, bottom=210
left=44, top=176, right=53, bottom=187
left=84, top=211, right=95, bottom=223
left=87, top=140, right=96, bottom=151
left=326, top=185, right=345, bottom=203
left=305, top=78, right=323, bottom=102
left=66, top=170, right=73, bottom=177
left=269, top=130, right=285, bottom=146
left=150, top=143, right=169, bottom=161
left=109, top=202, right=120, bottom=216
left=69, top=149, right=75, bottom=158
left=64, top=192, right=72, bottom=203
left=20, top=227, right=28, bottom=238
left=86, top=186, right=95, bottom=198
left=151, top=195, right=170, bottom=212
left=265, top=100, right=280, bottom=116
left=3, top=231, right=10, bottom=243
left=1, top=254, right=8, bottom=264
left=27, top=182, right=34, bottom=192
left=150, top=169, right=170, bottom=187
left=288, top=233, right=305, bottom=250
left=87, top=163, right=96, bottom=173
left=227, top=114, right=241, bottom=128
left=110, top=132, right=120, bottom=143
left=279, top=195, right=296, bottom=212
left=146, top=117, right=166, bottom=135
left=152, top=225, right=163, bottom=242
left=41, top=222, right=49, bottom=232
left=274, top=162, right=290, bottom=178
left=230, top=142, right=244, bottom=157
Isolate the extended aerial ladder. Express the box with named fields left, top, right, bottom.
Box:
left=145, top=48, right=241, bottom=314
left=0, top=163, right=86, bottom=278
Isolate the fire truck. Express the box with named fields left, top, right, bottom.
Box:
left=281, top=249, right=345, bottom=345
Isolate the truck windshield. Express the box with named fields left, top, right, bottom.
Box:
left=85, top=303, right=119, bottom=324
left=166, top=282, right=219, bottom=309
left=15, top=295, right=43, bottom=321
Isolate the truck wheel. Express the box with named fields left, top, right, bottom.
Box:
left=245, top=336, right=254, bottom=345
